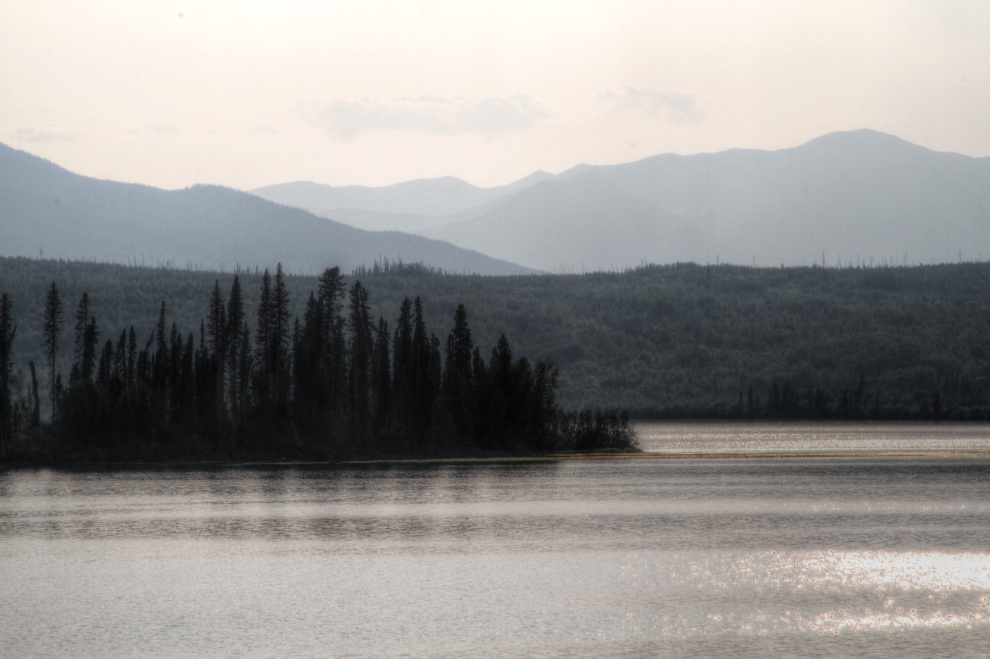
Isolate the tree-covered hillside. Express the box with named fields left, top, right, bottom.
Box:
left=2, top=256, right=989, bottom=420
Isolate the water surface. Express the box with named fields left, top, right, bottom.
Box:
left=637, top=421, right=990, bottom=454
left=2, top=426, right=990, bottom=658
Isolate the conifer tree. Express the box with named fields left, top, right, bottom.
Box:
left=98, top=339, right=113, bottom=389
left=254, top=269, right=272, bottom=412
left=73, top=292, right=91, bottom=371
left=347, top=281, right=374, bottom=445
left=42, top=281, right=63, bottom=421
left=207, top=279, right=227, bottom=416
left=181, top=332, right=195, bottom=425
left=226, top=275, right=244, bottom=417
left=318, top=267, right=347, bottom=417
left=113, top=330, right=126, bottom=389
left=169, top=323, right=183, bottom=422
left=411, top=296, right=430, bottom=437
left=156, top=302, right=168, bottom=354
left=372, top=317, right=391, bottom=441
left=0, top=293, right=15, bottom=457
left=81, top=317, right=99, bottom=383
left=270, top=264, right=292, bottom=415
left=207, top=280, right=227, bottom=357
left=471, top=346, right=489, bottom=439
left=392, top=297, right=414, bottom=435
left=294, top=292, right=324, bottom=424
left=28, top=361, right=41, bottom=428
left=152, top=303, right=169, bottom=393
left=426, top=333, right=442, bottom=444
left=237, top=321, right=252, bottom=420
left=442, top=304, right=474, bottom=436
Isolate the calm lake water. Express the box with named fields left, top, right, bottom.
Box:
left=2, top=424, right=989, bottom=658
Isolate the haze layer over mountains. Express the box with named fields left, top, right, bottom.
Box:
left=0, top=143, right=531, bottom=275
left=3, top=130, right=987, bottom=275
left=254, top=130, right=990, bottom=271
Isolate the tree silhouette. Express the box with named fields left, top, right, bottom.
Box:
left=0, top=292, right=15, bottom=458
left=226, top=275, right=244, bottom=420
left=42, top=281, right=63, bottom=421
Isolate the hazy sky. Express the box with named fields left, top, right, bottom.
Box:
left=2, top=1, right=988, bottom=190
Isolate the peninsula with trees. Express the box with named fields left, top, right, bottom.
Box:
left=0, top=262, right=634, bottom=464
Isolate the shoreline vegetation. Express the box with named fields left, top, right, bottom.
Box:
left=0, top=264, right=637, bottom=465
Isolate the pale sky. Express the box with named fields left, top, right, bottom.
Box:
left=2, top=0, right=988, bottom=190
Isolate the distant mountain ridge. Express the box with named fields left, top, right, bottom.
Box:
left=0, top=143, right=534, bottom=275
left=253, top=130, right=990, bottom=271
left=252, top=170, right=555, bottom=221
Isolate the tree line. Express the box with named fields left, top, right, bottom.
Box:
left=3, top=256, right=989, bottom=428
left=0, top=265, right=636, bottom=463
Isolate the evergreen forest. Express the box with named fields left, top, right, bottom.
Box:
left=2, top=256, right=990, bottom=464
left=0, top=259, right=635, bottom=463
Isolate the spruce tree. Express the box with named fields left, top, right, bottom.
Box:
left=73, top=292, right=91, bottom=372
left=226, top=275, right=244, bottom=418
left=254, top=269, right=272, bottom=413
left=113, top=330, right=127, bottom=390
left=0, top=293, right=15, bottom=457
left=294, top=292, right=324, bottom=425
left=392, top=297, right=414, bottom=435
left=207, top=279, right=227, bottom=417
left=318, top=267, right=347, bottom=417
left=347, top=281, right=374, bottom=446
left=181, top=332, right=195, bottom=426
left=152, top=303, right=169, bottom=393
left=443, top=304, right=474, bottom=436
left=42, top=281, right=64, bottom=421
left=97, top=340, right=111, bottom=387
left=127, top=326, right=137, bottom=391
left=81, top=317, right=99, bottom=383
left=372, top=317, right=391, bottom=441
left=270, top=264, right=291, bottom=415
left=237, top=321, right=252, bottom=420
left=28, top=361, right=41, bottom=428
left=411, top=296, right=429, bottom=438
left=169, top=323, right=183, bottom=423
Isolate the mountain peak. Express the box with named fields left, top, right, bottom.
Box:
left=795, top=128, right=925, bottom=153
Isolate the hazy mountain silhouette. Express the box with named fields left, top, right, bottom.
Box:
left=0, top=143, right=534, bottom=275
left=254, top=130, right=990, bottom=271
left=427, top=130, right=990, bottom=270
left=424, top=176, right=711, bottom=273
left=251, top=170, right=554, bottom=230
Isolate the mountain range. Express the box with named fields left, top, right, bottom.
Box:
left=253, top=130, right=990, bottom=271
left=3, top=131, right=987, bottom=276
left=0, top=143, right=532, bottom=275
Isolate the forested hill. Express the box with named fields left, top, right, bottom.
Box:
left=0, top=142, right=532, bottom=276
left=2, top=257, right=989, bottom=420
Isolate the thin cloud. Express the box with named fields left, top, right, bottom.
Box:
left=320, top=94, right=550, bottom=140
left=11, top=126, right=85, bottom=143
left=146, top=123, right=180, bottom=135
left=596, top=86, right=705, bottom=125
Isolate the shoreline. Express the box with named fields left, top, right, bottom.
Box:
left=5, top=448, right=990, bottom=470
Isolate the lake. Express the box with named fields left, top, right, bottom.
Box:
left=2, top=423, right=989, bottom=658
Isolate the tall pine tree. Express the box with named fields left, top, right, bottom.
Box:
left=42, top=281, right=63, bottom=421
